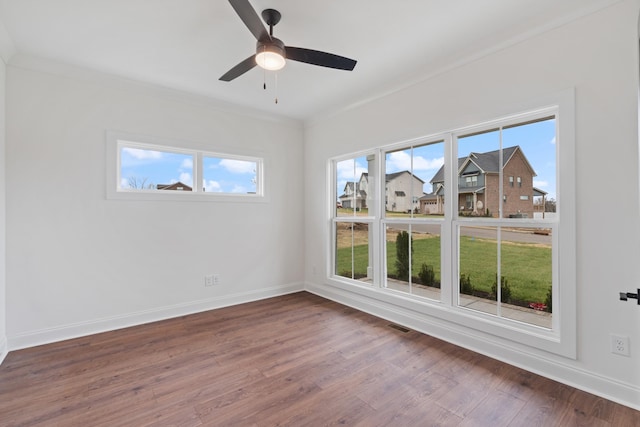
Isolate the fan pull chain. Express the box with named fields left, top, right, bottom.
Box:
left=263, top=47, right=267, bottom=90
left=275, top=73, right=278, bottom=104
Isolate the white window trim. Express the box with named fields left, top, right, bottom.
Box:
left=106, top=131, right=269, bottom=203
left=327, top=89, right=575, bottom=359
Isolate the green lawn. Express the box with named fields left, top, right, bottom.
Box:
left=337, top=235, right=551, bottom=303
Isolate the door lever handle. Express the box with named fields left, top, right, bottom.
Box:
left=619, top=289, right=639, bottom=304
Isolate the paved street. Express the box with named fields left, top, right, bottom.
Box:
left=387, top=223, right=551, bottom=245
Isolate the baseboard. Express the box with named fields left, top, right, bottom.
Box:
left=305, top=281, right=640, bottom=411
left=7, top=282, right=304, bottom=352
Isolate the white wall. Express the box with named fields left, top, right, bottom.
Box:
left=304, top=0, right=640, bottom=409
left=6, top=60, right=305, bottom=348
left=0, top=42, right=7, bottom=363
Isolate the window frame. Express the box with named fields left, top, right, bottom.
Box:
left=330, top=150, right=378, bottom=287
left=327, top=90, right=575, bottom=359
left=106, top=131, right=268, bottom=203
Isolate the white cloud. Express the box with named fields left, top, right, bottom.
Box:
left=120, top=178, right=128, bottom=188
left=203, top=180, right=221, bottom=192
left=337, top=159, right=367, bottom=180
left=122, top=147, right=163, bottom=160
left=180, top=158, right=193, bottom=169
left=550, top=136, right=556, bottom=145
left=386, top=151, right=444, bottom=172
left=415, top=156, right=444, bottom=170
left=179, top=172, right=193, bottom=186
left=220, top=159, right=255, bottom=174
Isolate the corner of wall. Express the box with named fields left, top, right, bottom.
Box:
left=0, top=44, right=6, bottom=366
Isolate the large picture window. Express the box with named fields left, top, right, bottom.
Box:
left=329, top=99, right=575, bottom=358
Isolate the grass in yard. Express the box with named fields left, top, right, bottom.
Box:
left=336, top=233, right=552, bottom=303
left=386, top=235, right=441, bottom=284
left=458, top=236, right=551, bottom=302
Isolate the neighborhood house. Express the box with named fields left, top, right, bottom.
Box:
left=424, top=145, right=547, bottom=218
left=340, top=146, right=547, bottom=217
left=340, top=171, right=425, bottom=213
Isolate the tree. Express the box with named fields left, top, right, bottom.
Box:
left=395, top=231, right=413, bottom=282
left=545, top=198, right=557, bottom=212
left=127, top=176, right=155, bottom=190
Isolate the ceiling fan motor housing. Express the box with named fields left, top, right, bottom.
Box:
left=256, top=37, right=286, bottom=59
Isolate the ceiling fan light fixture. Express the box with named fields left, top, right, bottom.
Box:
left=256, top=39, right=286, bottom=71
left=256, top=51, right=285, bottom=70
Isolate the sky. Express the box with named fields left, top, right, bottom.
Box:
left=337, top=118, right=557, bottom=201
left=119, top=146, right=258, bottom=194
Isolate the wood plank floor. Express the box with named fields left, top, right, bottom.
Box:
left=0, top=292, right=637, bottom=426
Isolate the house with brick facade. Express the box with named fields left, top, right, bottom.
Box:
left=422, top=146, right=546, bottom=218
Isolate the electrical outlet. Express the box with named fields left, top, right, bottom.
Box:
left=610, top=334, right=630, bottom=356
left=213, top=274, right=220, bottom=285
left=204, top=275, right=214, bottom=287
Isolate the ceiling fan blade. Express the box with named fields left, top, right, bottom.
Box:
left=285, top=47, right=357, bottom=71
left=228, top=0, right=270, bottom=41
left=219, top=55, right=257, bottom=81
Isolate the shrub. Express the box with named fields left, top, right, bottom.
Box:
left=418, top=263, right=435, bottom=287
left=459, top=274, right=473, bottom=295
left=491, top=275, right=512, bottom=303
left=395, top=231, right=413, bottom=281
left=544, top=285, right=552, bottom=313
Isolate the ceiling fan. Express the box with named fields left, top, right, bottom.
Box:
left=219, top=0, right=357, bottom=82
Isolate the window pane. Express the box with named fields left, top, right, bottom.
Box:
left=457, top=130, right=500, bottom=217
left=203, top=156, right=257, bottom=194
left=336, top=156, right=371, bottom=217
left=385, top=224, right=441, bottom=300
left=385, top=142, right=444, bottom=218
left=386, top=225, right=412, bottom=293
left=459, top=225, right=553, bottom=328
left=456, top=119, right=556, bottom=220
left=458, top=225, right=498, bottom=316
left=500, top=227, right=552, bottom=328
left=502, top=118, right=556, bottom=220
left=335, top=222, right=371, bottom=282
left=120, top=146, right=194, bottom=191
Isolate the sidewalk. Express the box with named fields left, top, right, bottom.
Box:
left=383, top=278, right=552, bottom=328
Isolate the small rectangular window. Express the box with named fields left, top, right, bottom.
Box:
left=107, top=132, right=265, bottom=201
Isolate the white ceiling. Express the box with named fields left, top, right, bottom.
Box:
left=0, top=0, right=621, bottom=121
